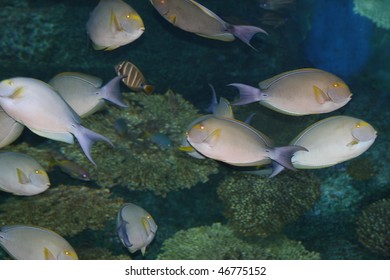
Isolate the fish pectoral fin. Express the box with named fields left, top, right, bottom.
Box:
left=110, top=10, right=122, bottom=32
left=313, top=85, right=330, bottom=104
left=203, top=128, right=221, bottom=147
left=167, top=15, right=177, bottom=24
left=44, top=247, right=56, bottom=260
left=16, top=168, right=30, bottom=184
left=10, top=87, right=25, bottom=100
left=347, top=139, right=359, bottom=147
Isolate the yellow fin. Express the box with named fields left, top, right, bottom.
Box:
left=44, top=247, right=56, bottom=260
left=167, top=15, right=177, bottom=24
left=16, top=168, right=29, bottom=184
left=203, top=128, right=221, bottom=147
left=347, top=139, right=359, bottom=147
left=179, top=146, right=195, bottom=152
left=313, top=85, right=329, bottom=104
left=9, top=87, right=24, bottom=99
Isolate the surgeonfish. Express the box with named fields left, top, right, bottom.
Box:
left=0, top=152, right=50, bottom=196
left=49, top=152, right=91, bottom=181
left=186, top=116, right=306, bottom=177
left=150, top=0, right=267, bottom=48
left=229, top=68, right=352, bottom=115
left=86, top=0, right=145, bottom=51
left=49, top=72, right=127, bottom=118
left=290, top=116, right=377, bottom=169
left=0, top=225, right=78, bottom=260
left=115, top=61, right=154, bottom=94
left=0, top=77, right=113, bottom=165
left=116, top=203, right=158, bottom=255
left=0, top=107, right=24, bottom=148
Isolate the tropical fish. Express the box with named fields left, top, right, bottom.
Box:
left=115, top=61, right=154, bottom=94
left=0, top=225, right=78, bottom=260
left=186, top=116, right=306, bottom=177
left=229, top=68, right=352, bottom=115
left=86, top=0, right=145, bottom=50
left=49, top=72, right=127, bottom=118
left=116, top=203, right=158, bottom=255
left=0, top=152, right=50, bottom=196
left=0, top=77, right=113, bottom=165
left=0, top=107, right=24, bottom=148
left=49, top=152, right=90, bottom=181
left=150, top=0, right=267, bottom=48
left=290, top=116, right=377, bottom=169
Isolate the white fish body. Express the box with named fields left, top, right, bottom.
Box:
left=291, top=116, right=377, bottom=168
left=0, top=108, right=24, bottom=148
left=116, top=203, right=157, bottom=255
left=86, top=0, right=145, bottom=51
left=0, top=77, right=112, bottom=164
left=0, top=225, right=78, bottom=260
left=0, top=152, right=50, bottom=196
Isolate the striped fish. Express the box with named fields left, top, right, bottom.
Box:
left=115, top=61, right=154, bottom=95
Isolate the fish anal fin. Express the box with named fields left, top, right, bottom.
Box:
left=203, top=128, right=221, bottom=147
left=44, top=247, right=56, bottom=260
left=313, top=85, right=330, bottom=104
left=16, top=168, right=29, bottom=184
left=179, top=145, right=195, bottom=152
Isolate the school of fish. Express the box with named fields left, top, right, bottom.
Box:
left=0, top=0, right=377, bottom=259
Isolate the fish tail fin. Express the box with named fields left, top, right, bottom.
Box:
left=73, top=125, right=113, bottom=165
left=142, top=84, right=155, bottom=95
left=269, top=145, right=307, bottom=176
left=228, top=83, right=263, bottom=105
left=101, top=76, right=128, bottom=107
left=229, top=24, right=268, bottom=49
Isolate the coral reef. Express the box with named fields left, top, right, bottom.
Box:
left=217, top=171, right=321, bottom=238
left=356, top=198, right=390, bottom=256
left=157, top=223, right=320, bottom=260
left=354, top=0, right=390, bottom=29
left=347, top=157, right=376, bottom=181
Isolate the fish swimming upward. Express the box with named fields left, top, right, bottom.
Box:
left=115, top=61, right=154, bottom=94
left=150, top=0, right=267, bottom=48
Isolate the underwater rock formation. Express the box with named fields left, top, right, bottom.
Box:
left=354, top=0, right=390, bottom=29
left=356, top=198, right=390, bottom=256
left=157, top=223, right=320, bottom=260
left=217, top=171, right=321, bottom=238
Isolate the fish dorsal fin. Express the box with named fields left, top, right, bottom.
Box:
left=44, top=247, right=56, bottom=260
left=9, top=87, right=24, bottom=100
left=110, top=9, right=122, bottom=32
left=203, top=128, right=221, bottom=147
left=313, top=85, right=330, bottom=104
left=214, top=97, right=234, bottom=119
left=16, top=168, right=30, bottom=184
left=188, top=0, right=223, bottom=23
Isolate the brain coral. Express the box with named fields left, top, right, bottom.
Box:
left=217, top=171, right=321, bottom=238
left=354, top=0, right=390, bottom=29
left=157, top=223, right=320, bottom=260
left=356, top=198, right=390, bottom=256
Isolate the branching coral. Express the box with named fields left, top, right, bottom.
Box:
left=353, top=0, right=390, bottom=29
left=217, top=171, right=321, bottom=238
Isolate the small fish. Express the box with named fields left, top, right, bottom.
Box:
left=0, top=225, right=78, bottom=260
left=49, top=152, right=90, bottom=181
left=117, top=203, right=157, bottom=255
left=0, top=77, right=113, bottom=165
left=229, top=68, right=352, bottom=115
left=0, top=152, right=50, bottom=196
left=150, top=132, right=172, bottom=149
left=0, top=107, right=24, bottom=148
left=49, top=72, right=127, bottom=118
left=290, top=116, right=377, bottom=169
left=86, top=0, right=145, bottom=51
left=150, top=0, right=267, bottom=48
left=115, top=61, right=154, bottom=94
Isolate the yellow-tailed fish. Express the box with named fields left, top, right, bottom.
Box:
left=49, top=72, right=127, bottom=118
left=0, top=152, right=50, bottom=196
left=0, top=225, right=78, bottom=260
left=49, top=152, right=90, bottom=181
left=186, top=115, right=306, bottom=177
left=0, top=107, right=24, bottom=148
left=115, top=61, right=154, bottom=94
left=0, top=77, right=113, bottom=165
left=290, top=116, right=377, bottom=169
left=229, top=68, right=352, bottom=115
left=86, top=0, right=145, bottom=50
left=150, top=0, right=267, bottom=48
left=117, top=203, right=157, bottom=255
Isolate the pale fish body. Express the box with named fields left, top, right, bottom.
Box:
left=49, top=72, right=126, bottom=118
left=86, top=0, right=145, bottom=51
left=0, top=77, right=112, bottom=164
left=0, top=152, right=50, bottom=196
left=291, top=116, right=377, bottom=169
left=0, top=225, right=78, bottom=260
left=0, top=107, right=24, bottom=148
left=150, top=0, right=267, bottom=48
left=229, top=68, right=352, bottom=115
left=117, top=203, right=157, bottom=255
left=186, top=116, right=305, bottom=176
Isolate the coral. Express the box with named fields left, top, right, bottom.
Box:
left=157, top=223, right=320, bottom=260
left=354, top=0, right=390, bottom=29
left=347, top=157, right=376, bottom=181
left=217, top=171, right=321, bottom=238
left=356, top=198, right=390, bottom=256
left=0, top=185, right=123, bottom=237
left=77, top=247, right=130, bottom=260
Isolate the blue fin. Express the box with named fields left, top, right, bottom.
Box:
left=228, top=83, right=263, bottom=105
left=228, top=24, right=268, bottom=49
left=101, top=76, right=127, bottom=108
